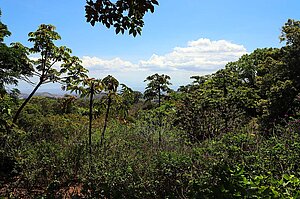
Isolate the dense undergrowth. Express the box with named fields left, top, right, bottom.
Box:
left=1, top=96, right=300, bottom=198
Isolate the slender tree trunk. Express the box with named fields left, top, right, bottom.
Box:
left=158, top=88, right=162, bottom=147
left=223, top=78, right=228, bottom=131
left=158, top=88, right=161, bottom=108
left=88, top=83, right=94, bottom=156
left=13, top=80, right=43, bottom=123
left=100, top=96, right=111, bottom=146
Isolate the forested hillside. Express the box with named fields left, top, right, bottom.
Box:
left=1, top=8, right=300, bottom=198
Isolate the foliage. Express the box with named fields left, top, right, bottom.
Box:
left=3, top=15, right=300, bottom=199
left=144, top=73, right=172, bottom=106
left=13, top=24, right=88, bottom=123
left=1, top=90, right=300, bottom=198
left=175, top=71, right=248, bottom=141
left=100, top=75, right=120, bottom=145
left=176, top=19, right=300, bottom=137
left=0, top=11, right=32, bottom=95
left=85, top=0, right=159, bottom=36
left=144, top=73, right=172, bottom=146
left=117, top=84, right=135, bottom=120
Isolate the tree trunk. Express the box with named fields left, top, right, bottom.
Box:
left=223, top=78, right=228, bottom=131
left=158, top=88, right=161, bottom=108
left=100, top=96, right=111, bottom=146
left=13, top=81, right=43, bottom=123
left=158, top=88, right=162, bottom=147
left=88, top=83, right=94, bottom=156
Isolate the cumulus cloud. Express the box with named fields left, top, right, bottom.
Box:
left=140, top=38, right=247, bottom=71
left=81, top=38, right=247, bottom=73
left=81, top=56, right=141, bottom=72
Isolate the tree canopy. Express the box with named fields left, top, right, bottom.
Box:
left=13, top=24, right=88, bottom=123
left=0, top=11, right=32, bottom=95
left=144, top=73, right=172, bottom=107
left=85, top=0, right=159, bottom=36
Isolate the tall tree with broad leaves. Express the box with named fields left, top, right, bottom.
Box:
left=13, top=24, right=88, bottom=123
left=0, top=10, right=32, bottom=96
left=144, top=73, right=172, bottom=108
left=118, top=83, right=134, bottom=120
left=85, top=0, right=159, bottom=36
left=101, top=75, right=119, bottom=146
left=66, top=77, right=103, bottom=162
left=0, top=10, right=32, bottom=131
left=144, top=73, right=171, bottom=146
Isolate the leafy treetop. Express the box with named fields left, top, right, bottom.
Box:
left=0, top=10, right=11, bottom=42
left=85, top=0, right=159, bottom=36
left=144, top=73, right=171, bottom=106
left=0, top=11, right=32, bottom=94
left=27, top=24, right=88, bottom=85
left=280, top=19, right=300, bottom=47
left=13, top=24, right=88, bottom=123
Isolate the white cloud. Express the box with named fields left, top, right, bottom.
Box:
left=81, top=56, right=141, bottom=72
left=81, top=38, right=247, bottom=74
left=140, top=38, right=247, bottom=71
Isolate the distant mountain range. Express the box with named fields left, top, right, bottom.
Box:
left=19, top=92, right=107, bottom=99
left=19, top=92, right=66, bottom=99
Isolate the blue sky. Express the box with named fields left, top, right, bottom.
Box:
left=2, top=0, right=300, bottom=93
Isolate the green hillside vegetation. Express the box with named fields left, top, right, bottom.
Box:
left=1, top=12, right=300, bottom=198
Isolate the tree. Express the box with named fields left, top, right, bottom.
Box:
left=177, top=75, right=210, bottom=93
left=0, top=11, right=32, bottom=96
left=280, top=19, right=300, bottom=47
left=133, top=90, right=143, bottom=103
left=118, top=83, right=134, bottom=120
left=85, top=0, right=159, bottom=36
left=101, top=75, right=119, bottom=146
left=144, top=73, right=171, bottom=107
left=13, top=24, right=88, bottom=123
left=0, top=10, right=33, bottom=131
left=175, top=19, right=300, bottom=136
left=144, top=73, right=171, bottom=145
left=0, top=11, right=10, bottom=42
left=67, top=77, right=103, bottom=162
left=60, top=95, right=77, bottom=114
